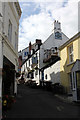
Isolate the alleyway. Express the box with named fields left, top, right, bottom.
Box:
left=5, top=84, right=80, bottom=118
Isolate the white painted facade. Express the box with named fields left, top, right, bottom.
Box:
left=40, top=33, right=69, bottom=69
left=44, top=61, right=60, bottom=84
left=0, top=2, right=21, bottom=97
left=21, top=47, right=29, bottom=60
left=40, top=20, right=69, bottom=84
left=31, top=50, right=40, bottom=85
left=21, top=49, right=40, bottom=85
left=21, top=21, right=69, bottom=86
left=0, top=4, right=3, bottom=114
left=78, top=2, right=80, bottom=32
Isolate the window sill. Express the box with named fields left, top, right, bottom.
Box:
left=67, top=61, right=75, bottom=66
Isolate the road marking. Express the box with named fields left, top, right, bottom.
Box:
left=57, top=106, right=61, bottom=111
left=56, top=105, right=64, bottom=111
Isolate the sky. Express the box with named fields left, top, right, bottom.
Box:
left=18, top=0, right=79, bottom=51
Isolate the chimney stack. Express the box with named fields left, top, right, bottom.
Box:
left=29, top=42, right=32, bottom=53
left=52, top=20, right=61, bottom=33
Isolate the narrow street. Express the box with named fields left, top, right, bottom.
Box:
left=5, top=84, right=80, bottom=118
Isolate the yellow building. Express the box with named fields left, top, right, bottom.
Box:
left=59, top=32, right=80, bottom=99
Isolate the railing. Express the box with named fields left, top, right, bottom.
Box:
left=43, top=47, right=58, bottom=63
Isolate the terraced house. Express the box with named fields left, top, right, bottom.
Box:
left=59, top=32, right=80, bottom=101
left=39, top=20, right=69, bottom=86
left=0, top=2, right=21, bottom=98
left=21, top=20, right=69, bottom=87
left=21, top=39, right=42, bottom=85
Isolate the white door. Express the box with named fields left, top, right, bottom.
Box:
left=72, top=72, right=77, bottom=101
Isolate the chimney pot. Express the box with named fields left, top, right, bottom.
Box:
left=29, top=42, right=32, bottom=53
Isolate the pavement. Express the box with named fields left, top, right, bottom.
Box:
left=3, top=84, right=80, bottom=119
left=54, top=94, right=73, bottom=103
left=0, top=97, right=2, bottom=120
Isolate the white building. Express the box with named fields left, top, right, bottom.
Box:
left=0, top=2, right=21, bottom=98
left=21, top=20, right=69, bottom=86
left=19, top=41, right=40, bottom=62
left=39, top=20, right=69, bottom=85
left=21, top=46, right=29, bottom=61
left=21, top=40, right=42, bottom=85
left=78, top=1, right=80, bottom=32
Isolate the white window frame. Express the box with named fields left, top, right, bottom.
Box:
left=68, top=45, right=73, bottom=63
left=72, top=72, right=76, bottom=90
left=15, top=32, right=18, bottom=50
left=8, top=19, right=12, bottom=43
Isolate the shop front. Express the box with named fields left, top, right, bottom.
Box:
left=2, top=56, right=15, bottom=96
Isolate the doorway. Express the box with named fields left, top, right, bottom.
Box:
left=76, top=71, right=80, bottom=100
left=68, top=72, right=72, bottom=95
left=2, top=56, right=15, bottom=95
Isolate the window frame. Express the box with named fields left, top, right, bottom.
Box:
left=68, top=44, right=73, bottom=64
left=15, top=32, right=18, bottom=49
left=29, top=60, right=30, bottom=66
left=24, top=52, right=27, bottom=57
left=8, top=19, right=12, bottom=43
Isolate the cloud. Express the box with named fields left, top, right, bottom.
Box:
left=19, top=12, right=53, bottom=50
left=22, top=3, right=31, bottom=7
left=19, top=0, right=79, bottom=51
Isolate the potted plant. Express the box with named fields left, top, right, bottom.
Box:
left=2, top=95, right=16, bottom=110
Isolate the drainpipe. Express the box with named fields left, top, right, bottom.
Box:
left=14, top=58, right=18, bottom=95
left=0, top=2, right=4, bottom=119
left=0, top=27, right=3, bottom=120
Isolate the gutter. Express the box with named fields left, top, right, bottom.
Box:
left=58, top=32, right=80, bottom=50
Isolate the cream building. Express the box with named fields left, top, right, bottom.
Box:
left=59, top=32, right=80, bottom=101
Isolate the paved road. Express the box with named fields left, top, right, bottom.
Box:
left=5, top=84, right=80, bottom=118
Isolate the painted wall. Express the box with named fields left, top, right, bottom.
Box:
left=44, top=61, right=60, bottom=84
left=21, top=50, right=40, bottom=84
left=2, top=2, right=21, bottom=94
left=22, top=47, right=29, bottom=60
left=78, top=37, right=80, bottom=59
left=39, top=24, right=69, bottom=85
left=60, top=36, right=80, bottom=93
left=40, top=32, right=69, bottom=69
left=3, top=3, right=19, bottom=51
left=78, top=2, right=80, bottom=32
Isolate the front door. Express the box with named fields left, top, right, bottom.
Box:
left=42, top=71, right=44, bottom=81
left=68, top=73, right=72, bottom=94
left=76, top=71, right=80, bottom=100
left=72, top=71, right=77, bottom=101
left=41, top=71, right=44, bottom=86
